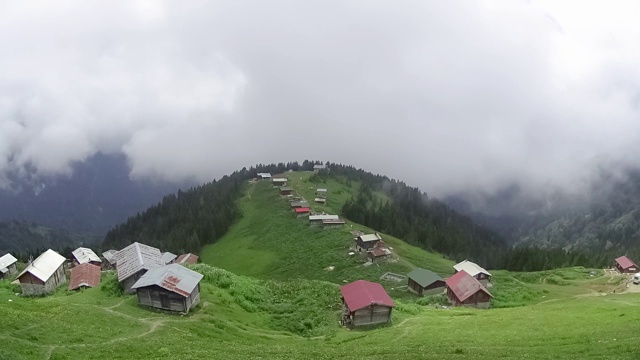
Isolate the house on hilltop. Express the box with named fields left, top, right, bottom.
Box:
left=0, top=253, right=18, bottom=279
left=17, top=249, right=67, bottom=296
left=313, top=164, right=326, bottom=172
left=257, top=172, right=272, bottom=180
left=445, top=270, right=492, bottom=309
left=355, top=233, right=383, bottom=251
left=453, top=260, right=492, bottom=286
left=340, top=280, right=396, bottom=327
left=614, top=256, right=638, bottom=274
left=131, top=264, right=203, bottom=313
left=115, top=242, right=164, bottom=294
left=279, top=186, right=294, bottom=196
left=407, top=268, right=445, bottom=296
left=72, top=247, right=102, bottom=267
left=272, top=178, right=287, bottom=187
left=102, top=249, right=118, bottom=269
left=176, top=253, right=199, bottom=265
left=68, top=263, right=101, bottom=291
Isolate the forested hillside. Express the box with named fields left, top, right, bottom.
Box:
left=0, top=220, right=98, bottom=259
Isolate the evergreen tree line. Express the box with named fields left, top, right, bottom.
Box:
left=329, top=163, right=613, bottom=271
left=100, top=161, right=324, bottom=254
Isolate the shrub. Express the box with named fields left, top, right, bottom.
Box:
left=100, top=271, right=123, bottom=296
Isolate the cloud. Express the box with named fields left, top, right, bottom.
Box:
left=1, top=0, right=640, bottom=200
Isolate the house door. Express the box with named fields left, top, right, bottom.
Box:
left=160, top=293, right=170, bottom=308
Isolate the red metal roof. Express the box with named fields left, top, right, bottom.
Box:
left=369, top=248, right=387, bottom=257
left=68, top=263, right=101, bottom=290
left=176, top=253, right=199, bottom=265
left=615, top=256, right=638, bottom=270
left=340, top=280, right=396, bottom=312
left=445, top=270, right=492, bottom=302
left=294, top=207, right=310, bottom=213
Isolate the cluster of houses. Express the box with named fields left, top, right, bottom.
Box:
left=353, top=232, right=392, bottom=263
left=0, top=243, right=203, bottom=314
left=340, top=259, right=493, bottom=327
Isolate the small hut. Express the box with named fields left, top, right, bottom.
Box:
left=72, top=247, right=102, bottom=267
left=279, top=186, right=294, bottom=196
left=0, top=253, right=18, bottom=279
left=17, top=249, right=67, bottom=296
left=453, top=260, right=492, bottom=286
left=176, top=253, right=199, bottom=265
left=294, top=207, right=311, bottom=218
left=290, top=201, right=310, bottom=209
left=161, top=252, right=177, bottom=265
left=445, top=270, right=492, bottom=309
left=407, top=268, right=445, bottom=296
left=68, top=263, right=101, bottom=291
left=309, top=214, right=339, bottom=226
left=257, top=173, right=272, bottom=180
left=614, top=256, right=638, bottom=274
left=314, top=197, right=327, bottom=204
left=313, top=164, right=326, bottom=172
left=355, top=233, right=383, bottom=251
left=340, top=280, right=395, bottom=327
left=316, top=188, right=327, bottom=198
left=272, top=178, right=288, bottom=187
left=131, top=264, right=203, bottom=313
left=323, top=218, right=345, bottom=229
left=115, top=242, right=164, bottom=294
left=102, top=250, right=118, bottom=270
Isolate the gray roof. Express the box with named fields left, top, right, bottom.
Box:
left=72, top=247, right=102, bottom=264
left=102, top=250, right=118, bottom=265
left=161, top=252, right=177, bottom=264
left=407, top=268, right=444, bottom=288
left=279, top=186, right=293, bottom=191
left=115, top=242, right=164, bottom=282
left=290, top=201, right=309, bottom=207
left=313, top=164, right=326, bottom=169
left=17, top=249, right=66, bottom=282
left=131, top=264, right=203, bottom=297
left=0, top=253, right=17, bottom=272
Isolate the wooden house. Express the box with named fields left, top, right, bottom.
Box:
left=290, top=201, right=310, bottom=209
left=17, top=249, right=66, bottom=296
left=294, top=207, right=311, bottom=218
left=614, top=256, right=638, bottom=274
left=101, top=250, right=118, bottom=270
left=115, top=242, right=164, bottom=294
left=323, top=219, right=345, bottom=229
left=257, top=172, right=272, bottom=180
left=313, top=164, right=326, bottom=172
left=453, top=260, right=492, bottom=286
left=176, top=253, right=199, bottom=265
left=309, top=214, right=339, bottom=226
left=367, top=247, right=391, bottom=262
left=161, top=252, right=177, bottom=265
left=68, top=263, right=101, bottom=290
left=279, top=186, right=294, bottom=196
left=272, top=178, right=288, bottom=187
left=445, top=270, right=492, bottom=309
left=72, top=247, right=102, bottom=267
left=314, top=197, right=327, bottom=204
left=355, top=233, right=383, bottom=251
left=407, top=268, right=445, bottom=296
left=0, top=253, right=18, bottom=279
left=316, top=188, right=327, bottom=198
left=131, top=264, right=203, bottom=313
left=340, top=280, right=396, bottom=327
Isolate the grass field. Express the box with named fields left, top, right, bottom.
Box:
left=3, top=174, right=640, bottom=359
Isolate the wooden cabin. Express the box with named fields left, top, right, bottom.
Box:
left=445, top=270, right=492, bottom=309
left=314, top=197, right=327, bottom=204
left=340, top=280, right=396, bottom=327
left=614, top=256, right=638, bottom=274
left=323, top=219, right=345, bottom=229
left=453, top=260, right=492, bottom=286
left=272, top=178, right=288, bottom=187
left=290, top=201, right=310, bottom=209
left=355, top=233, right=383, bottom=251
left=72, top=247, right=102, bottom=267
left=367, top=247, right=391, bottom=262
left=131, top=264, right=203, bottom=313
left=176, top=253, right=199, bottom=265
left=316, top=188, right=327, bottom=198
left=257, top=172, right=272, bottom=180
left=115, top=242, right=164, bottom=294
left=407, top=268, right=445, bottom=296
left=101, top=250, right=118, bottom=270
left=309, top=214, right=339, bottom=226
left=313, top=164, right=326, bottom=172
left=279, top=186, right=294, bottom=196
left=0, top=253, right=18, bottom=280
left=294, top=207, right=311, bottom=218
left=68, top=263, right=101, bottom=291
left=17, top=249, right=66, bottom=296
left=161, top=252, right=177, bottom=265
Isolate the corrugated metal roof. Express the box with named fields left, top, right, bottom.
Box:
left=272, top=178, right=287, bottom=182
left=615, top=256, right=638, bottom=269
left=0, top=253, right=18, bottom=271
left=161, top=252, right=177, bottom=264
left=294, top=207, right=310, bottom=213
left=257, top=172, right=272, bottom=178
left=314, top=198, right=327, bottom=203
left=176, top=253, right=199, bottom=265
left=359, top=233, right=382, bottom=242
left=17, top=249, right=66, bottom=282
left=290, top=202, right=310, bottom=208
left=323, top=219, right=345, bottom=224
left=340, top=280, right=396, bottom=312
left=72, top=247, right=102, bottom=264
left=453, top=260, right=492, bottom=277
left=445, top=270, right=492, bottom=302
left=316, top=188, right=327, bottom=192
left=102, top=250, right=118, bottom=265
left=131, top=264, right=203, bottom=297
left=309, top=214, right=339, bottom=221
left=313, top=165, right=326, bottom=169
left=279, top=186, right=293, bottom=191
left=115, top=242, right=164, bottom=282
left=68, top=263, right=101, bottom=290
left=407, top=268, right=444, bottom=288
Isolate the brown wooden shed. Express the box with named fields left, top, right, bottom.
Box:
left=445, top=270, right=492, bottom=309
left=340, top=280, right=396, bottom=327
left=407, top=268, right=446, bottom=296
left=132, top=264, right=203, bottom=313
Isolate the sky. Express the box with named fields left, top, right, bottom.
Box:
left=1, top=0, right=640, bottom=202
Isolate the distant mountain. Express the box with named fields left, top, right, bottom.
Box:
left=0, top=153, right=190, bottom=235
left=0, top=220, right=99, bottom=258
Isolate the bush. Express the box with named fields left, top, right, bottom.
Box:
left=0, top=280, right=20, bottom=294
left=100, top=271, right=124, bottom=296
left=416, top=294, right=448, bottom=306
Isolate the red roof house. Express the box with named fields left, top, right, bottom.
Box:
left=68, top=263, right=102, bottom=290
left=340, top=280, right=395, bottom=327
left=615, top=256, right=638, bottom=274
left=294, top=207, right=310, bottom=218
left=445, top=270, right=492, bottom=309
left=176, top=253, right=199, bottom=265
